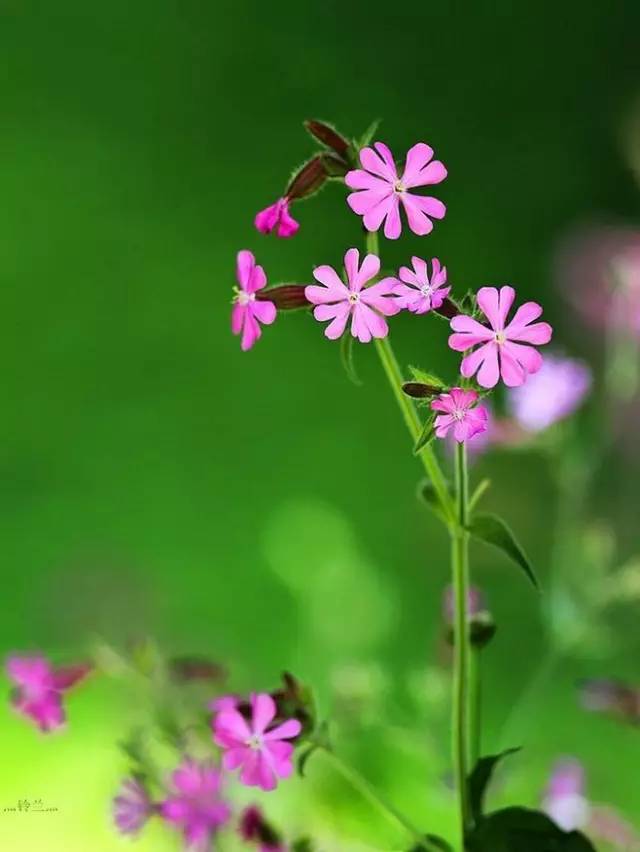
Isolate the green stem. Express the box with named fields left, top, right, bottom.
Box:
left=365, top=230, right=455, bottom=526
left=319, top=746, right=440, bottom=852
left=452, top=441, right=472, bottom=840
left=468, top=647, right=481, bottom=768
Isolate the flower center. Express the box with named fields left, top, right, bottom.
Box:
left=246, top=734, right=263, bottom=751
left=235, top=289, right=255, bottom=306
left=453, top=408, right=466, bottom=422
left=394, top=181, right=405, bottom=194
left=420, top=284, right=433, bottom=297
left=494, top=331, right=506, bottom=345
left=348, top=292, right=360, bottom=304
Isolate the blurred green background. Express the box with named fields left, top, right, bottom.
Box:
left=1, top=1, right=640, bottom=849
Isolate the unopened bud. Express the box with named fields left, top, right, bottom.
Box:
left=286, top=156, right=328, bottom=201
left=256, top=285, right=310, bottom=310
left=402, top=382, right=444, bottom=399
left=304, top=119, right=350, bottom=158
left=434, top=297, right=461, bottom=320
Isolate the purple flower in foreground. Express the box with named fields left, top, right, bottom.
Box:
left=159, top=759, right=231, bottom=849
left=345, top=142, right=447, bottom=239
left=113, top=778, right=153, bottom=836
left=213, top=692, right=302, bottom=791
left=507, top=353, right=591, bottom=432
left=393, top=257, right=451, bottom=314
left=448, top=286, right=553, bottom=388
left=304, top=248, right=400, bottom=342
left=431, top=388, right=489, bottom=443
left=543, top=759, right=590, bottom=832
left=255, top=198, right=299, bottom=238
left=232, top=251, right=277, bottom=351
left=6, top=654, right=90, bottom=732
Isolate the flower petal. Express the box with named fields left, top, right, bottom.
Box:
left=401, top=193, right=446, bottom=236
left=251, top=300, right=276, bottom=325
left=363, top=194, right=397, bottom=234
left=236, top=251, right=255, bottom=290
left=383, top=197, right=402, bottom=239
left=460, top=342, right=500, bottom=388
left=402, top=143, right=447, bottom=188
left=477, top=286, right=515, bottom=331
left=448, top=315, right=494, bottom=350
left=251, top=693, right=277, bottom=735
left=359, top=142, right=398, bottom=182
left=264, top=718, right=302, bottom=741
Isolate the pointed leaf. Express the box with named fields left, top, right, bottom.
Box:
left=408, top=366, right=445, bottom=388
left=356, top=119, right=381, bottom=150
left=467, top=807, right=597, bottom=852
left=469, top=748, right=520, bottom=821
left=414, top=416, right=435, bottom=454
left=417, top=478, right=451, bottom=526
left=467, top=513, right=539, bottom=589
left=469, top=478, right=491, bottom=512
left=340, top=332, right=362, bottom=386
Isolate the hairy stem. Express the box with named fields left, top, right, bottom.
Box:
left=452, top=441, right=472, bottom=840
left=319, top=746, right=440, bottom=852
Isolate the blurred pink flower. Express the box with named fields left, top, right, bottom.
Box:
left=431, top=388, right=488, bottom=443
left=556, top=225, right=640, bottom=338
left=507, top=353, right=591, bottom=432
left=159, top=759, right=231, bottom=849
left=449, top=286, right=553, bottom=388
left=6, top=654, right=90, bottom=732
left=255, top=198, right=299, bottom=239
left=543, top=759, right=590, bottom=832
left=345, top=142, right=447, bottom=239
left=239, top=805, right=285, bottom=851
left=208, top=695, right=239, bottom=712
left=393, top=257, right=451, bottom=314
left=232, top=251, right=277, bottom=351
left=304, top=248, right=400, bottom=343
left=442, top=585, right=486, bottom=625
left=113, top=778, right=153, bottom=836
left=213, top=693, right=301, bottom=792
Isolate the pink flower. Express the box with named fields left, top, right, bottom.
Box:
left=304, top=248, right=400, bottom=342
left=345, top=142, right=447, bottom=239
left=431, top=388, right=489, bottom=443
left=254, top=198, right=299, bottom=239
left=507, top=353, right=591, bottom=432
left=543, top=759, right=590, bottom=832
left=213, top=693, right=302, bottom=791
left=6, top=654, right=90, bottom=732
left=159, top=759, right=231, bottom=850
left=232, top=251, right=277, bottom=351
left=393, top=257, right=451, bottom=314
left=113, top=778, right=153, bottom=836
left=448, top=286, right=553, bottom=388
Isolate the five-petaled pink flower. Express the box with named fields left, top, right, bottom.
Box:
left=345, top=142, right=447, bottom=239
left=159, top=759, right=231, bottom=850
left=232, top=251, right=277, bottom=351
left=113, top=778, right=154, bottom=836
left=6, top=654, right=90, bottom=732
left=448, top=286, right=553, bottom=388
left=213, top=693, right=302, bottom=792
left=393, top=256, right=451, bottom=314
left=431, top=388, right=489, bottom=443
left=255, top=198, right=299, bottom=239
left=304, top=248, right=399, bottom=342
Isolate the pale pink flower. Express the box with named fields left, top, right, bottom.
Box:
left=213, top=693, right=302, bottom=792
left=304, top=248, right=400, bottom=343
left=507, top=353, right=591, bottom=432
left=431, top=388, right=489, bottom=443
left=254, top=198, right=299, bottom=239
left=113, top=778, right=153, bottom=836
left=448, top=286, right=553, bottom=388
left=232, top=251, right=277, bottom=351
left=393, top=257, right=451, bottom=314
left=6, top=654, right=90, bottom=732
left=543, top=759, right=590, bottom=832
left=345, top=142, right=447, bottom=239
left=159, top=759, right=231, bottom=850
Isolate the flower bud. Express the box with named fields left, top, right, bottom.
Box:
left=286, top=156, right=328, bottom=201
left=402, top=382, right=444, bottom=399
left=443, top=586, right=496, bottom=649
left=433, top=297, right=461, bottom=319
left=304, top=119, right=350, bottom=158
left=256, top=285, right=310, bottom=310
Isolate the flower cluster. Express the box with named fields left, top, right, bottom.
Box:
left=6, top=654, right=90, bottom=732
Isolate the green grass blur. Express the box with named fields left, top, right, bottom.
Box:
left=1, top=1, right=639, bottom=849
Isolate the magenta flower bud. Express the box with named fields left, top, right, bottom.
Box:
left=112, top=777, right=153, bottom=836
left=286, top=155, right=328, bottom=201
left=402, top=382, right=444, bottom=399
left=304, top=119, right=350, bottom=158
left=255, top=197, right=300, bottom=238
left=256, top=284, right=311, bottom=311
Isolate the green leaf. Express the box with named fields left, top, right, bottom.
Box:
left=468, top=748, right=520, bottom=822
left=467, top=512, right=539, bottom=590
left=291, top=839, right=314, bottom=852
left=466, top=807, right=597, bottom=852
left=407, top=836, right=453, bottom=852
left=469, top=478, right=491, bottom=512
left=409, top=366, right=446, bottom=388
left=340, top=332, right=361, bottom=386
left=417, top=478, right=451, bottom=526
left=296, top=743, right=320, bottom=778
left=356, top=119, right=381, bottom=150
left=414, top=415, right=435, bottom=454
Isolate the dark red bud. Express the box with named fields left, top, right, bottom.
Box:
left=169, top=656, right=226, bottom=682
left=304, top=119, right=350, bottom=157
left=286, top=156, right=328, bottom=200
left=320, top=151, right=350, bottom=177
left=434, top=298, right=461, bottom=320
left=402, top=382, right=443, bottom=398
left=256, top=285, right=310, bottom=310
